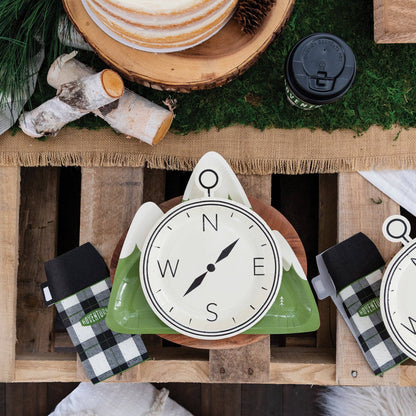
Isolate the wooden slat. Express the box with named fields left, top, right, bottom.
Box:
left=201, top=384, right=241, bottom=416
left=52, top=332, right=75, bottom=353
left=209, top=337, right=270, bottom=383
left=317, top=174, right=337, bottom=348
left=209, top=175, right=272, bottom=383
left=14, top=354, right=77, bottom=382
left=6, top=383, right=47, bottom=416
left=16, top=168, right=59, bottom=355
left=78, top=166, right=144, bottom=380
left=282, top=385, right=318, bottom=416
left=242, top=384, right=283, bottom=416
left=13, top=348, right=337, bottom=384
left=399, top=362, right=416, bottom=386
left=155, top=383, right=202, bottom=416
left=373, top=0, right=387, bottom=43
left=79, top=167, right=144, bottom=264
left=270, top=347, right=335, bottom=385
left=284, top=335, right=316, bottom=348
left=237, top=174, right=272, bottom=204
left=0, top=383, right=5, bottom=415
left=139, top=359, right=210, bottom=383
left=0, top=167, right=20, bottom=382
left=337, top=172, right=401, bottom=385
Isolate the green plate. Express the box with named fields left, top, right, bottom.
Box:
left=106, top=152, right=319, bottom=335
left=106, top=245, right=320, bottom=335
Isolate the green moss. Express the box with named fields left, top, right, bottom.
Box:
left=25, top=0, right=416, bottom=136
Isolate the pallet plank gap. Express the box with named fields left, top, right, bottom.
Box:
left=16, top=167, right=59, bottom=356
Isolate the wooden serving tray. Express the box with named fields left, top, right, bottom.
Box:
left=374, top=0, right=416, bottom=43
left=62, top=0, right=294, bottom=91
left=110, top=195, right=307, bottom=350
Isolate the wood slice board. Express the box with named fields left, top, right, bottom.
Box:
left=110, top=195, right=307, bottom=349
left=374, top=0, right=416, bottom=43
left=62, top=0, right=294, bottom=91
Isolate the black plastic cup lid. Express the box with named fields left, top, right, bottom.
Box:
left=285, top=33, right=356, bottom=105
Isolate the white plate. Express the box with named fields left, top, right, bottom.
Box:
left=381, top=215, right=415, bottom=359
left=139, top=198, right=282, bottom=339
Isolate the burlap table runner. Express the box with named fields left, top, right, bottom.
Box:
left=1, top=125, right=415, bottom=174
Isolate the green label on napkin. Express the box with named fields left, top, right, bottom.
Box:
left=81, top=307, right=107, bottom=326
left=357, top=297, right=380, bottom=317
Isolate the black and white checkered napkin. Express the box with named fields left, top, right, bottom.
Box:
left=42, top=243, right=148, bottom=384
left=314, top=233, right=408, bottom=375
left=338, top=268, right=407, bottom=375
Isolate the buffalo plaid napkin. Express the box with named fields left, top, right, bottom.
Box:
left=42, top=243, right=148, bottom=383
left=337, top=268, right=407, bottom=374
left=317, top=233, right=408, bottom=375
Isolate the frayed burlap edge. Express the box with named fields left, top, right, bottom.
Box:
left=1, top=125, right=415, bottom=174
left=1, top=152, right=416, bottom=174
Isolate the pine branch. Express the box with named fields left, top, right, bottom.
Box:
left=0, top=0, right=66, bottom=109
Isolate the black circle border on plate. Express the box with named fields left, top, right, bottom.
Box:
left=382, top=241, right=416, bottom=357
left=140, top=198, right=281, bottom=339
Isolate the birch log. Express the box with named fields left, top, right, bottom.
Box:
left=47, top=52, right=174, bottom=145
left=19, top=70, right=124, bottom=138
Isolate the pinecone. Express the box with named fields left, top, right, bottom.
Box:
left=234, top=0, right=276, bottom=34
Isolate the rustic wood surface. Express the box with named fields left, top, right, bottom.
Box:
left=8, top=166, right=416, bottom=386
left=79, top=167, right=144, bottom=264
left=374, top=0, right=416, bottom=43
left=78, top=166, right=145, bottom=379
left=4, top=383, right=48, bottom=416
left=16, top=168, right=59, bottom=355
left=62, top=0, right=294, bottom=91
left=337, top=172, right=402, bottom=385
left=12, top=347, right=337, bottom=385
left=0, top=167, right=20, bottom=382
left=209, top=337, right=270, bottom=383
left=14, top=353, right=77, bottom=382
left=270, top=347, right=335, bottom=385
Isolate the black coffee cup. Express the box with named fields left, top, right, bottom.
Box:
left=284, top=33, right=356, bottom=110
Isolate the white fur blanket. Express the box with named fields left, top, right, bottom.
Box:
left=319, top=386, right=416, bottom=416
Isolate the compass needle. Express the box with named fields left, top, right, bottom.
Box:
left=183, top=271, right=208, bottom=296
left=215, top=239, right=239, bottom=263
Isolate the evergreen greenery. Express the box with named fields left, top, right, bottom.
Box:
left=7, top=0, right=416, bottom=136
left=0, top=0, right=65, bottom=108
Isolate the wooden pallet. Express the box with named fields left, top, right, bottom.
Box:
left=1, top=166, right=415, bottom=385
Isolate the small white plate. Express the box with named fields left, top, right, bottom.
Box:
left=381, top=215, right=415, bottom=359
